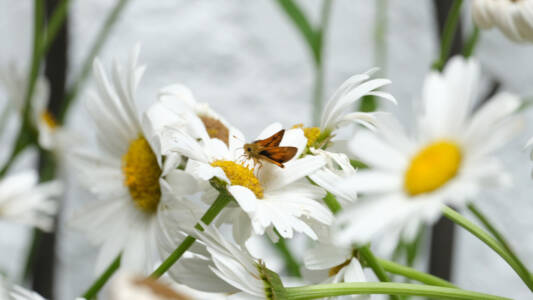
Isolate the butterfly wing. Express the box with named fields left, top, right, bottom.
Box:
left=254, top=129, right=285, bottom=147
left=259, top=146, right=297, bottom=168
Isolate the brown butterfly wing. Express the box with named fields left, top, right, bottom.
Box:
left=259, top=146, right=297, bottom=168
left=254, top=129, right=285, bottom=147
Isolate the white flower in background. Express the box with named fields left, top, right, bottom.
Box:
left=162, top=121, right=332, bottom=242
left=298, top=70, right=396, bottom=205
left=70, top=46, right=182, bottom=274
left=109, top=272, right=191, bottom=300
left=333, top=56, right=523, bottom=255
left=472, top=0, right=533, bottom=43
left=148, top=83, right=232, bottom=145
left=304, top=241, right=369, bottom=300
left=0, top=171, right=61, bottom=231
left=0, top=63, right=72, bottom=153
left=166, top=224, right=277, bottom=299
left=9, top=285, right=46, bottom=300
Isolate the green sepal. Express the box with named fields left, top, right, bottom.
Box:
left=257, top=260, right=287, bottom=300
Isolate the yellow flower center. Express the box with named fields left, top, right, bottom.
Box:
left=199, top=115, right=229, bottom=145
left=211, top=160, right=263, bottom=198
left=404, top=140, right=462, bottom=196
left=292, top=124, right=321, bottom=147
left=41, top=111, right=58, bottom=129
left=122, top=136, right=162, bottom=213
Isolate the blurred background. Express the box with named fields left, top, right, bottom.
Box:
left=1, top=1, right=533, bottom=299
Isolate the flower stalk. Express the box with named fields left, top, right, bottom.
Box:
left=284, top=282, right=509, bottom=300
left=378, top=258, right=455, bottom=288
left=442, top=205, right=533, bottom=292
left=432, top=0, right=463, bottom=71
left=150, top=177, right=233, bottom=278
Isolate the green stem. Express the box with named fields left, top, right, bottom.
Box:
left=467, top=203, right=531, bottom=284
left=0, top=0, right=45, bottom=177
left=442, top=205, right=533, bottom=292
left=432, top=0, right=463, bottom=71
left=40, top=0, right=70, bottom=56
left=150, top=189, right=233, bottom=278
left=284, top=282, right=509, bottom=300
left=462, top=26, right=480, bottom=58
left=82, top=255, right=121, bottom=300
left=274, top=0, right=318, bottom=62
left=311, top=0, right=332, bottom=126
left=270, top=233, right=302, bottom=277
left=359, top=245, right=400, bottom=300
left=58, top=0, right=130, bottom=122
left=360, top=0, right=388, bottom=112
left=378, top=258, right=455, bottom=288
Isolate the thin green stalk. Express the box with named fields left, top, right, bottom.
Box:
left=360, top=0, right=388, bottom=112
left=270, top=233, right=302, bottom=277
left=359, top=245, right=400, bottom=300
left=274, top=0, right=318, bottom=62
left=82, top=255, right=121, bottom=300
left=0, top=0, right=46, bottom=177
left=442, top=205, right=533, bottom=292
left=463, top=26, right=480, bottom=58
left=58, top=0, right=130, bottom=122
left=40, top=0, right=70, bottom=56
left=311, top=0, right=333, bottom=125
left=467, top=203, right=531, bottom=283
left=284, top=282, right=509, bottom=300
left=151, top=189, right=233, bottom=278
left=378, top=258, right=455, bottom=288
left=432, top=0, right=463, bottom=71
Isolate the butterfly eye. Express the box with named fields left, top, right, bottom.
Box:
left=247, top=147, right=252, bottom=151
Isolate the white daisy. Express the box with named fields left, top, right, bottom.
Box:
left=146, top=83, right=232, bottom=150
left=0, top=170, right=61, bottom=231
left=298, top=70, right=396, bottom=206
left=168, top=224, right=280, bottom=300
left=304, top=241, right=369, bottom=300
left=162, top=121, right=333, bottom=242
left=108, top=272, right=191, bottom=300
left=70, top=45, right=181, bottom=274
left=0, top=63, right=71, bottom=153
left=333, top=56, right=523, bottom=255
left=472, top=0, right=533, bottom=43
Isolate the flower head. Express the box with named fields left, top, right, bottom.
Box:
left=333, top=56, right=523, bottom=255
left=70, top=45, right=181, bottom=274
left=473, top=0, right=533, bottom=43
left=0, top=171, right=61, bottom=231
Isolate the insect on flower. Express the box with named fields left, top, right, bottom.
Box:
left=243, top=129, right=297, bottom=168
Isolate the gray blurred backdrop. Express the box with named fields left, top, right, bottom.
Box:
left=1, top=1, right=533, bottom=299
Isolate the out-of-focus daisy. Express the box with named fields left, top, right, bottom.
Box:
left=295, top=70, right=396, bottom=205
left=109, top=272, right=190, bottom=300
left=162, top=122, right=332, bottom=242
left=304, top=241, right=369, bottom=300
left=472, top=0, right=533, bottom=43
left=0, top=171, right=61, bottom=231
left=70, top=46, right=181, bottom=274
left=165, top=224, right=282, bottom=299
left=333, top=56, right=523, bottom=255
left=0, top=63, right=71, bottom=153
left=147, top=83, right=232, bottom=148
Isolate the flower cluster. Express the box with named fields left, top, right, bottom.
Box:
left=3, top=1, right=533, bottom=299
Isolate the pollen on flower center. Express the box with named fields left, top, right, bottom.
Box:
left=199, top=115, right=229, bottom=145
left=292, top=124, right=321, bottom=147
left=211, top=160, right=263, bottom=198
left=122, top=136, right=162, bottom=213
left=41, top=111, right=58, bottom=129
left=404, top=140, right=462, bottom=196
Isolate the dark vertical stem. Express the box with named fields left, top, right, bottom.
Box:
left=428, top=0, right=463, bottom=282
left=30, top=0, right=69, bottom=298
